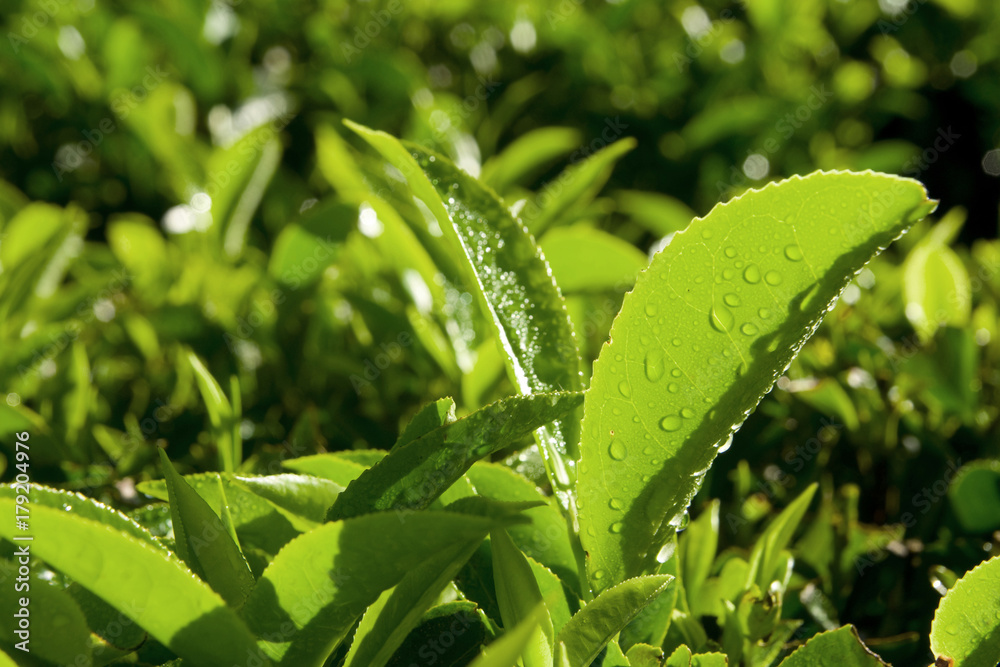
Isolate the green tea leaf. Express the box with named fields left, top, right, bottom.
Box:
left=522, top=137, right=636, bottom=234
left=267, top=199, right=352, bottom=287
left=233, top=474, right=344, bottom=524
left=186, top=350, right=239, bottom=473
left=625, top=643, right=665, bottom=667
left=492, top=528, right=554, bottom=667
left=557, top=575, right=673, bottom=667
left=526, top=555, right=575, bottom=636
left=384, top=601, right=492, bottom=667
left=664, top=645, right=730, bottom=666
left=137, top=473, right=305, bottom=554
left=578, top=171, right=935, bottom=590
left=395, top=397, right=457, bottom=449
left=540, top=226, right=648, bottom=293
left=158, top=448, right=255, bottom=608
left=481, top=126, right=582, bottom=193
left=777, top=625, right=886, bottom=666
left=205, top=124, right=283, bottom=258
left=745, top=483, right=817, bottom=592
left=467, top=462, right=579, bottom=592
left=616, top=190, right=698, bottom=238
left=469, top=604, right=548, bottom=667
left=904, top=242, right=971, bottom=342
left=107, top=213, right=169, bottom=295
left=241, top=511, right=511, bottom=666
left=346, top=120, right=583, bottom=500
left=0, top=500, right=264, bottom=666
left=343, top=540, right=483, bottom=667
left=949, top=460, right=1000, bottom=533
left=619, top=548, right=679, bottom=650
left=679, top=500, right=719, bottom=612
left=282, top=456, right=369, bottom=487
left=327, top=392, right=583, bottom=521
left=930, top=555, right=1000, bottom=667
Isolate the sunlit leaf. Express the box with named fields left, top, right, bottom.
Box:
left=327, top=392, right=583, bottom=521
left=241, top=511, right=514, bottom=666
left=578, top=171, right=935, bottom=591
left=930, top=555, right=1000, bottom=667
left=0, top=500, right=264, bottom=666
left=345, top=120, right=584, bottom=502
left=557, top=575, right=673, bottom=667
left=540, top=226, right=648, bottom=293
left=777, top=625, right=886, bottom=666
left=158, top=448, right=255, bottom=608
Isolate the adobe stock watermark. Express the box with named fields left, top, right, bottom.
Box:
left=7, top=0, right=73, bottom=53
left=716, top=84, right=834, bottom=197
left=17, top=269, right=130, bottom=379
left=340, top=0, right=403, bottom=63
left=673, top=7, right=738, bottom=72
left=725, top=414, right=844, bottom=533
left=876, top=0, right=931, bottom=34
left=52, top=66, right=169, bottom=181
left=350, top=332, right=414, bottom=394
left=855, top=457, right=962, bottom=575
left=854, top=126, right=960, bottom=230
left=519, top=116, right=630, bottom=223
left=428, top=74, right=502, bottom=144
left=222, top=233, right=339, bottom=354
left=403, top=609, right=481, bottom=666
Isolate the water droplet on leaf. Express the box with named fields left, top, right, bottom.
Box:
left=660, top=415, right=682, bottom=432
left=609, top=439, right=627, bottom=461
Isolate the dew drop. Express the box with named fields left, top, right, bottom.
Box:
left=645, top=302, right=658, bottom=317
left=681, top=407, right=695, bottom=419
left=618, top=381, right=632, bottom=398
left=764, top=270, right=783, bottom=286
left=671, top=338, right=682, bottom=347
left=741, top=322, right=759, bottom=335
left=609, top=439, right=628, bottom=461
left=644, top=349, right=665, bottom=382
left=660, top=415, right=683, bottom=432
left=722, top=268, right=735, bottom=280
left=610, top=522, right=624, bottom=534
left=671, top=368, right=682, bottom=377
left=784, top=244, right=804, bottom=261
left=667, top=382, right=679, bottom=393
left=758, top=307, right=772, bottom=319
left=743, top=265, right=762, bottom=284
left=710, top=304, right=734, bottom=333
left=723, top=293, right=741, bottom=307
left=593, top=569, right=606, bottom=580
left=609, top=497, right=623, bottom=511
left=701, top=229, right=713, bottom=239
left=724, top=246, right=737, bottom=258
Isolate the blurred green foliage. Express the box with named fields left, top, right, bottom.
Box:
left=1, top=0, right=1000, bottom=663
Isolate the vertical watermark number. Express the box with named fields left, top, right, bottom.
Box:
left=11, top=430, right=31, bottom=653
